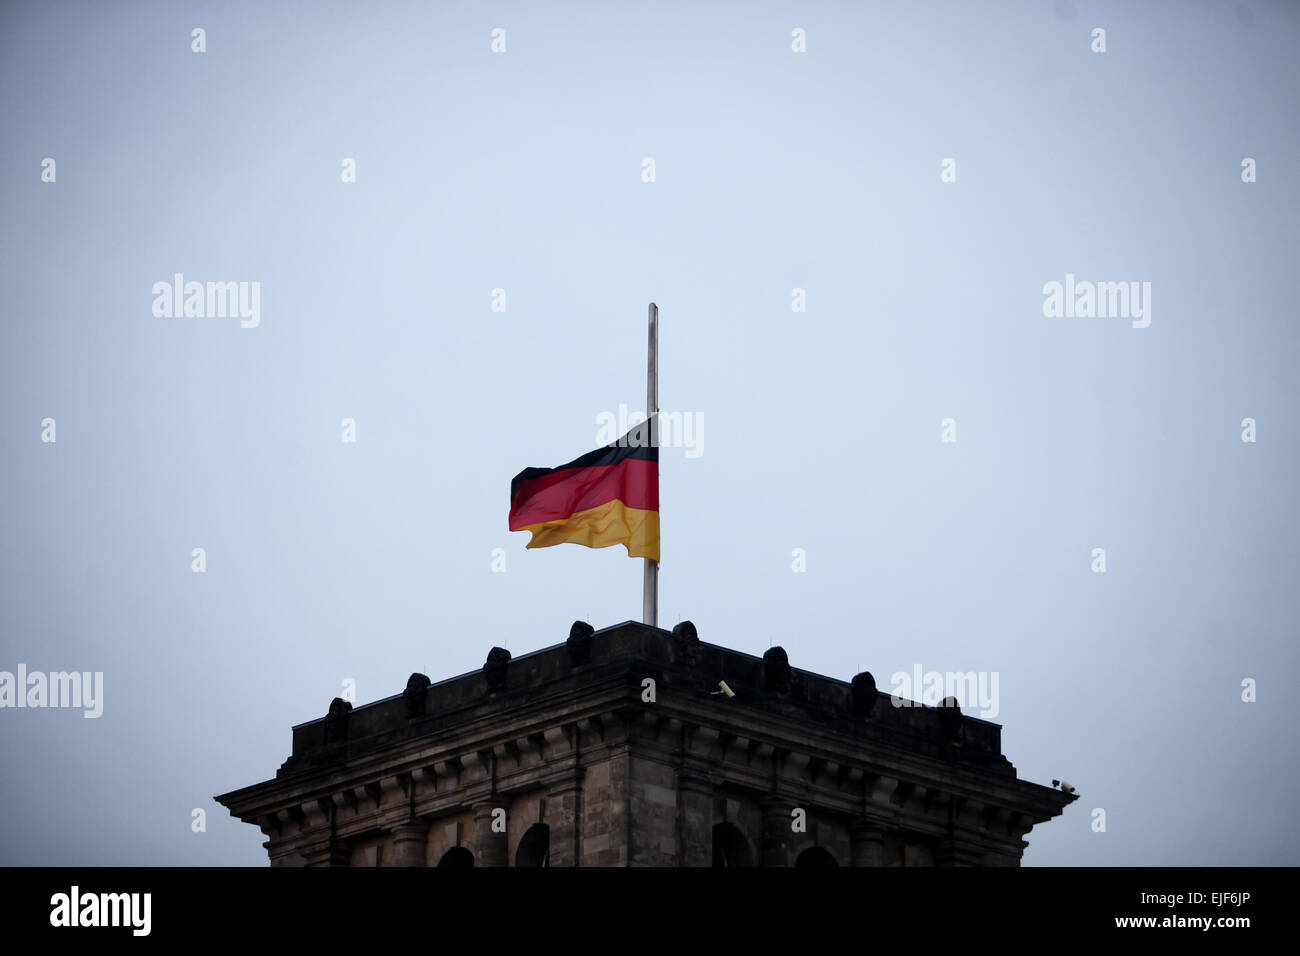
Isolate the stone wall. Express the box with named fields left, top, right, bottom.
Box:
left=216, top=621, right=1076, bottom=866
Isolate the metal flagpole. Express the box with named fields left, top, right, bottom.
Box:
left=643, top=302, right=659, bottom=627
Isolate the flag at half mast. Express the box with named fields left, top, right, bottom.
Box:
left=509, top=418, right=659, bottom=561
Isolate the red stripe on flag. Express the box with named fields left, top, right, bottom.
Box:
left=509, top=459, right=658, bottom=529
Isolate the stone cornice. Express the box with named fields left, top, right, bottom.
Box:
left=215, top=620, right=1077, bottom=856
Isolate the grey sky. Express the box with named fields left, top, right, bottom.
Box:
left=1, top=0, right=1297, bottom=865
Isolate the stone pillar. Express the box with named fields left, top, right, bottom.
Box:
left=473, top=801, right=508, bottom=867
left=391, top=821, right=428, bottom=867
left=935, top=838, right=985, bottom=866
left=547, top=780, right=581, bottom=867
left=298, top=835, right=350, bottom=867
left=849, top=820, right=886, bottom=867
left=759, top=796, right=794, bottom=867
left=676, top=770, right=716, bottom=867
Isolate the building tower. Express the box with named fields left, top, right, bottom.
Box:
left=216, top=620, right=1075, bottom=866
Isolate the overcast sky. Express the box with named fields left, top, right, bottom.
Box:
left=2, top=0, right=1297, bottom=866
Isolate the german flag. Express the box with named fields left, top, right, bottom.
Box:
left=509, top=419, right=659, bottom=561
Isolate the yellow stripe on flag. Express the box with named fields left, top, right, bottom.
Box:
left=517, top=499, right=660, bottom=561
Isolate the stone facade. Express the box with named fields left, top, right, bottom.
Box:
left=215, top=620, right=1076, bottom=866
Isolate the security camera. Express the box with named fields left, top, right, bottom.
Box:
left=1051, top=779, right=1076, bottom=794
left=712, top=681, right=735, bottom=698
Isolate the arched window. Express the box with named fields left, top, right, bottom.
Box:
left=711, top=822, right=754, bottom=867
left=794, top=846, right=838, bottom=868
left=516, top=824, right=550, bottom=867
left=436, top=846, right=475, bottom=868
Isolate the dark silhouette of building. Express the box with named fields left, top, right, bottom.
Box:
left=215, top=620, right=1075, bottom=865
